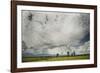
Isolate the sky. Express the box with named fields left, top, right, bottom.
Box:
left=22, top=10, right=90, bottom=56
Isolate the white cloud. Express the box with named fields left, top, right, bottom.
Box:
left=22, top=11, right=90, bottom=55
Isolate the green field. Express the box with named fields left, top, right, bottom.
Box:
left=22, top=54, right=89, bottom=62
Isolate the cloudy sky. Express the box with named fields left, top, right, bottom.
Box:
left=22, top=10, right=90, bottom=56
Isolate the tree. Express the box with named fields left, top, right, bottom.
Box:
left=73, top=51, right=76, bottom=56
left=67, top=51, right=70, bottom=56
left=56, top=53, right=59, bottom=57
left=71, top=51, right=76, bottom=56
left=22, top=41, right=28, bottom=50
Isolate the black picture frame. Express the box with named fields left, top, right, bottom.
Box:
left=11, top=1, right=97, bottom=73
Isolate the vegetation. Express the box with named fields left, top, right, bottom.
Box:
left=22, top=54, right=89, bottom=62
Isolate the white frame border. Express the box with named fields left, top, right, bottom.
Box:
left=17, top=5, right=94, bottom=68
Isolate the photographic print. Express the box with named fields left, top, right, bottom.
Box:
left=22, top=11, right=90, bottom=62
left=11, top=1, right=97, bottom=72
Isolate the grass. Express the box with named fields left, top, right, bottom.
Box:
left=22, top=54, right=90, bottom=62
